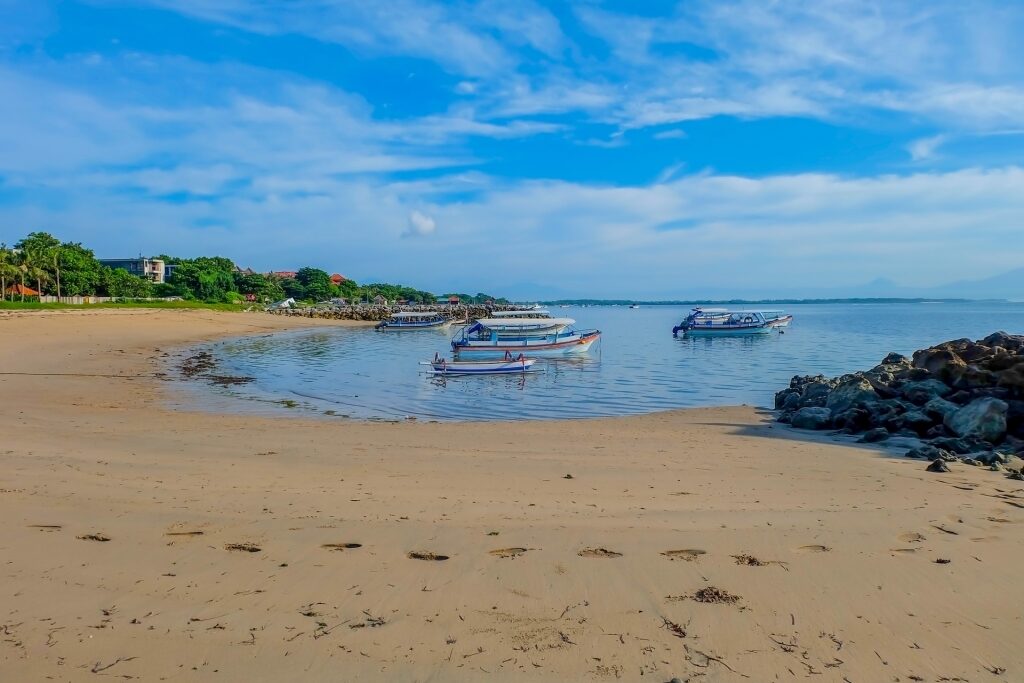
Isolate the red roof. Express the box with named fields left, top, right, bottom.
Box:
left=330, top=273, right=346, bottom=284
left=6, top=284, right=40, bottom=296
left=448, top=295, right=460, bottom=303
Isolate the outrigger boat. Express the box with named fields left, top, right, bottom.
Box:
left=376, top=311, right=451, bottom=331
left=451, top=318, right=601, bottom=357
left=673, top=308, right=774, bottom=336
left=423, top=352, right=536, bottom=376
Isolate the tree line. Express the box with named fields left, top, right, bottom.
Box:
left=0, top=232, right=506, bottom=305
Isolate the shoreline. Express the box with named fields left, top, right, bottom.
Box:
left=1, top=309, right=1022, bottom=681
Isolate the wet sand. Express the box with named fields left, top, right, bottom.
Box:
left=1, top=309, right=1021, bottom=681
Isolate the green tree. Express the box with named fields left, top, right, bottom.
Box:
left=0, top=244, right=17, bottom=301
left=166, top=257, right=237, bottom=302
left=16, top=232, right=60, bottom=297
left=102, top=267, right=153, bottom=298
left=235, top=272, right=284, bottom=301
left=295, top=267, right=334, bottom=301
left=57, top=243, right=104, bottom=296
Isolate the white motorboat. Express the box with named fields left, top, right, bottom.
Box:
left=423, top=353, right=537, bottom=375
left=376, top=311, right=452, bottom=331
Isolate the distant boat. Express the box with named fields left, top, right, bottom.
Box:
left=629, top=304, right=640, bottom=309
left=673, top=308, right=774, bottom=336
left=423, top=353, right=536, bottom=376
left=376, top=311, right=451, bottom=331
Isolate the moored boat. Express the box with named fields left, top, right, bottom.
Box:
left=423, top=353, right=536, bottom=375
left=452, top=318, right=601, bottom=357
left=761, top=310, right=794, bottom=327
left=376, top=311, right=451, bottom=331
left=673, top=308, right=773, bottom=336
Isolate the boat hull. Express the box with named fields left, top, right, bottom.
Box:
left=765, top=315, right=793, bottom=328
left=683, top=325, right=773, bottom=336
left=453, top=332, right=600, bottom=357
left=377, top=319, right=451, bottom=331
left=426, top=358, right=536, bottom=375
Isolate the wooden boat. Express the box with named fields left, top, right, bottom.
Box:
left=423, top=353, right=536, bottom=375
left=673, top=308, right=773, bottom=336
left=451, top=319, right=601, bottom=357
left=376, top=311, right=451, bottom=331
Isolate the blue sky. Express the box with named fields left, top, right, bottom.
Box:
left=1, top=1, right=1023, bottom=298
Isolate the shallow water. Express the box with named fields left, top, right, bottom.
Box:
left=186, top=302, right=1024, bottom=421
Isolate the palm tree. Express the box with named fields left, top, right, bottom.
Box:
left=51, top=244, right=62, bottom=300
left=0, top=244, right=14, bottom=301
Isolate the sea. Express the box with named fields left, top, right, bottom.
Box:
left=177, top=302, right=1024, bottom=421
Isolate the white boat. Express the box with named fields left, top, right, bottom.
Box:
left=490, top=309, right=551, bottom=318
left=761, top=310, right=793, bottom=327
left=423, top=353, right=537, bottom=375
left=452, top=319, right=601, bottom=357
left=673, top=308, right=774, bottom=336
left=469, top=316, right=574, bottom=336
left=376, top=311, right=451, bottom=331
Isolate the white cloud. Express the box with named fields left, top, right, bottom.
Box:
left=907, top=134, right=947, bottom=161
left=403, top=210, right=437, bottom=238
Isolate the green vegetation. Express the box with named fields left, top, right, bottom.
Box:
left=1, top=231, right=487, bottom=307
left=0, top=299, right=242, bottom=311
left=442, top=292, right=510, bottom=305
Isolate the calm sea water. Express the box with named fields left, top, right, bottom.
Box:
left=182, top=302, right=1024, bottom=421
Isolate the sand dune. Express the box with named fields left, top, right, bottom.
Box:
left=1, top=309, right=1021, bottom=681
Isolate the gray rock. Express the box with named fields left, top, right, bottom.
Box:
left=791, top=407, right=833, bottom=430
left=906, top=445, right=955, bottom=461
left=901, top=409, right=935, bottom=433
left=901, top=379, right=952, bottom=405
left=781, top=391, right=802, bottom=411
left=924, top=397, right=960, bottom=421
left=859, top=427, right=890, bottom=443
left=912, top=348, right=966, bottom=382
left=945, top=397, right=1009, bottom=443
left=826, top=378, right=878, bottom=415
left=926, top=458, right=951, bottom=473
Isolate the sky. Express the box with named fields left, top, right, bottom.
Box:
left=1, top=0, right=1023, bottom=299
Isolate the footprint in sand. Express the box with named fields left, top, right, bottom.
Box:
left=408, top=551, right=449, bottom=561
left=796, top=544, right=831, bottom=553
left=898, top=532, right=927, bottom=543
left=578, top=547, right=622, bottom=558
left=660, top=549, right=705, bottom=562
left=322, top=543, right=362, bottom=551
left=77, top=533, right=111, bottom=542
left=225, top=542, right=261, bottom=552
left=490, top=547, right=528, bottom=558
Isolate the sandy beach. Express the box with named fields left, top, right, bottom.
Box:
left=1, top=309, right=1021, bottom=682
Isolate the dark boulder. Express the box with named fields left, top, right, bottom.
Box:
left=912, top=348, right=966, bottom=383
left=859, top=428, right=890, bottom=443
left=826, top=378, right=878, bottom=414
left=900, top=379, right=952, bottom=405
left=791, top=407, right=833, bottom=430
left=926, top=458, right=951, bottom=473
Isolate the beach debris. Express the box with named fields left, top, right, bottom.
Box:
left=321, top=543, right=362, bottom=551
left=408, top=551, right=449, bottom=561
left=796, top=544, right=831, bottom=553
left=732, top=554, right=767, bottom=566
left=77, top=533, right=110, bottom=542
left=225, top=542, right=261, bottom=552
left=935, top=558, right=952, bottom=564
left=165, top=530, right=204, bottom=536
left=577, top=547, right=622, bottom=558
left=489, top=547, right=528, bottom=558
left=927, top=459, right=952, bottom=473
left=661, top=617, right=687, bottom=639
left=661, top=548, right=705, bottom=562
left=689, top=586, right=741, bottom=605
left=563, top=473, right=574, bottom=479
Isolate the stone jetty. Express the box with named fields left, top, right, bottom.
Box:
left=266, top=303, right=526, bottom=322
left=776, top=332, right=1024, bottom=474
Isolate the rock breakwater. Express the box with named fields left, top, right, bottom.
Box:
left=776, top=332, right=1024, bottom=473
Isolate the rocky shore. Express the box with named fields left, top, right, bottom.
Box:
left=266, top=303, right=517, bottom=322
left=777, top=332, right=1024, bottom=475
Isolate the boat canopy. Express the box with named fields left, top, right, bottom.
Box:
left=389, top=311, right=444, bottom=318
left=475, top=317, right=575, bottom=328
left=490, top=309, right=551, bottom=317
